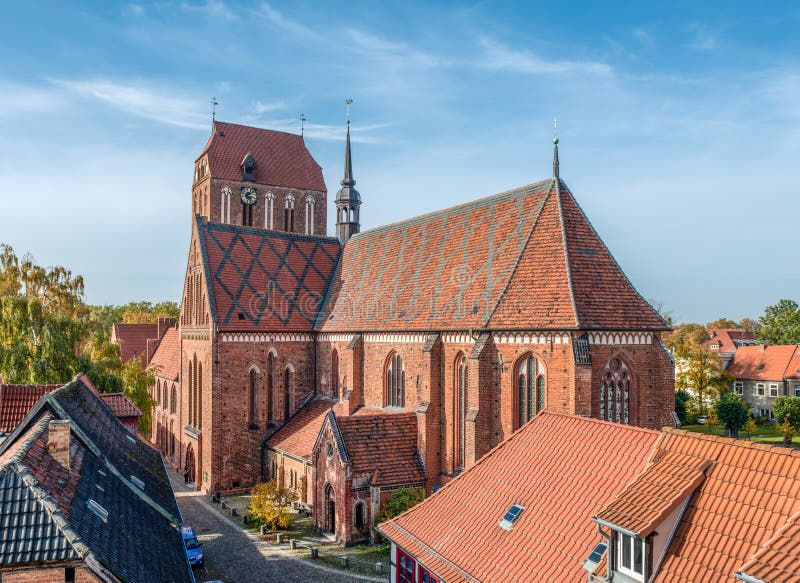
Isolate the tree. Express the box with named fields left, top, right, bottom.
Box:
left=774, top=396, right=800, bottom=446
left=675, top=389, right=691, bottom=425
left=707, top=318, right=738, bottom=329
left=738, top=317, right=760, bottom=334
left=648, top=299, right=674, bottom=327
left=715, top=393, right=749, bottom=438
left=674, top=349, right=733, bottom=416
left=378, top=487, right=426, bottom=522
left=249, top=479, right=297, bottom=530
left=757, top=299, right=800, bottom=345
left=743, top=417, right=757, bottom=439
left=662, top=323, right=707, bottom=355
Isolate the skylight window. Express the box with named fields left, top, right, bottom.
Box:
left=87, top=499, right=109, bottom=523
left=499, top=504, right=525, bottom=530
left=583, top=541, right=608, bottom=572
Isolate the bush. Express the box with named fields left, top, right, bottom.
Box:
left=715, top=393, right=749, bottom=437
left=675, top=390, right=691, bottom=425
left=378, top=488, right=426, bottom=523
left=774, top=396, right=800, bottom=446
left=249, top=480, right=297, bottom=530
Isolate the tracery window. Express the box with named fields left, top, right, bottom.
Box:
left=249, top=367, right=259, bottom=424
left=386, top=353, right=406, bottom=408
left=170, top=385, right=177, bottom=415
left=599, top=356, right=636, bottom=425
left=455, top=353, right=468, bottom=470
left=305, top=196, right=315, bottom=234
left=220, top=186, right=231, bottom=224
left=265, top=192, right=274, bottom=229
left=285, top=194, right=295, bottom=232
left=283, top=366, right=293, bottom=420
left=267, top=352, right=275, bottom=423
left=514, top=353, right=546, bottom=429
left=331, top=349, right=339, bottom=397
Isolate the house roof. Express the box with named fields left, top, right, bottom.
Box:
left=335, top=412, right=424, bottom=486
left=197, top=218, right=341, bottom=331
left=99, top=393, right=143, bottom=419
left=736, top=510, right=800, bottom=582
left=111, top=323, right=158, bottom=363
left=0, top=376, right=192, bottom=582
left=727, top=344, right=800, bottom=381
left=378, top=412, right=661, bottom=582
left=148, top=326, right=180, bottom=381
left=322, top=179, right=667, bottom=332
left=703, top=329, right=757, bottom=354
left=0, top=384, right=60, bottom=433
left=200, top=121, right=326, bottom=192
left=266, top=398, right=340, bottom=460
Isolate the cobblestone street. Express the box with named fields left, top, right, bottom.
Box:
left=170, top=472, right=383, bottom=583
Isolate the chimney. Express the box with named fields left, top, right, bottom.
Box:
left=47, top=419, right=71, bottom=469
left=157, top=317, right=176, bottom=340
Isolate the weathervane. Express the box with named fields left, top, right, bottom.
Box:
left=345, top=98, right=353, bottom=125
left=300, top=113, right=307, bottom=137
left=553, top=118, right=558, bottom=145
left=211, top=97, right=219, bottom=127
left=553, top=118, right=560, bottom=179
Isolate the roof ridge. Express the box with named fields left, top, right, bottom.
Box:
left=555, top=179, right=581, bottom=328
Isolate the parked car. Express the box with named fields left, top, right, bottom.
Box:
left=181, top=526, right=204, bottom=567
left=697, top=416, right=708, bottom=425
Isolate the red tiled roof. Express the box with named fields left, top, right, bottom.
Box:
left=200, top=121, right=326, bottom=192
left=786, top=349, right=800, bottom=380
left=702, top=329, right=756, bottom=353
left=0, top=384, right=60, bottom=433
left=148, top=326, right=180, bottom=380
left=198, top=219, right=341, bottom=331
left=737, top=510, right=800, bottom=582
left=727, top=344, right=799, bottom=381
left=100, top=393, right=143, bottom=418
left=112, top=323, right=158, bottom=363
left=336, top=412, right=424, bottom=486
left=322, top=179, right=666, bottom=332
left=378, top=412, right=661, bottom=582
left=267, top=398, right=340, bottom=460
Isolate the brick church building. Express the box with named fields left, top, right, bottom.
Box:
left=148, top=118, right=674, bottom=544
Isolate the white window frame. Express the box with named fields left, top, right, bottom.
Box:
left=617, top=533, right=645, bottom=581
left=734, top=381, right=744, bottom=396
left=769, top=383, right=780, bottom=398
left=265, top=192, right=274, bottom=229
left=755, top=383, right=765, bottom=397
left=221, top=186, right=231, bottom=224
left=710, top=343, right=719, bottom=350
left=794, top=384, right=800, bottom=398
left=305, top=195, right=315, bottom=235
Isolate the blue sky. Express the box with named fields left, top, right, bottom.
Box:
left=1, top=1, right=798, bottom=324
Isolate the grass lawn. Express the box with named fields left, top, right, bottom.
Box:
left=683, top=423, right=797, bottom=446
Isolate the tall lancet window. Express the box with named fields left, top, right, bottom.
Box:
left=265, top=192, right=274, bottom=229
left=600, top=356, right=637, bottom=425
left=285, top=194, right=295, bottom=232
left=514, top=354, right=546, bottom=429
left=455, top=353, right=468, bottom=470
left=386, top=352, right=405, bottom=408
left=249, top=367, right=259, bottom=425
left=220, top=186, right=231, bottom=224
left=305, top=196, right=315, bottom=234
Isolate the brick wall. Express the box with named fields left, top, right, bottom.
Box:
left=1, top=565, right=100, bottom=583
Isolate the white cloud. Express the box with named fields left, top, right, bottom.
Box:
left=252, top=100, right=286, bottom=115
left=254, top=3, right=320, bottom=40
left=477, top=38, right=612, bottom=77
left=345, top=28, right=449, bottom=68
left=53, top=79, right=209, bottom=130
left=180, top=1, right=238, bottom=22
left=686, top=23, right=717, bottom=51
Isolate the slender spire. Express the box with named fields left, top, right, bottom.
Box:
left=342, top=99, right=355, bottom=187
left=336, top=99, right=361, bottom=246
left=552, top=118, right=559, bottom=179
left=211, top=97, right=219, bottom=129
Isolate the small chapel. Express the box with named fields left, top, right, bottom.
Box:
left=147, top=116, right=675, bottom=544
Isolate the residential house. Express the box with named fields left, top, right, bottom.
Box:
left=727, top=344, right=800, bottom=419
left=702, top=328, right=757, bottom=368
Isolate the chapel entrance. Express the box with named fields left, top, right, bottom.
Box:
left=185, top=443, right=196, bottom=485
left=324, top=483, right=336, bottom=533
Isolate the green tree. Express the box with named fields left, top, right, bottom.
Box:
left=715, top=393, right=749, bottom=438
left=743, top=417, right=757, bottom=439
left=774, top=396, right=800, bottom=446
left=757, top=299, right=800, bottom=345
left=249, top=479, right=297, bottom=530
left=675, top=389, right=691, bottom=425
left=663, top=323, right=707, bottom=355
left=675, top=349, right=733, bottom=416
left=379, top=487, right=426, bottom=522
left=707, top=318, right=738, bottom=329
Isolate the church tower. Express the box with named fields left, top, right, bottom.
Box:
left=335, top=117, right=361, bottom=246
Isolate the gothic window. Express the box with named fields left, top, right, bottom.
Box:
left=267, top=351, right=275, bottom=423
left=221, top=186, right=231, bottom=224
left=169, top=420, right=175, bottom=457
left=188, top=358, right=195, bottom=427
left=599, top=356, right=636, bottom=425
left=170, top=385, right=177, bottom=415
left=249, top=367, right=259, bottom=424
left=331, top=349, right=339, bottom=397
left=283, top=366, right=293, bottom=421
left=196, top=359, right=203, bottom=430
left=455, top=353, right=468, bottom=470
left=265, top=192, right=274, bottom=229
left=354, top=502, right=365, bottom=530
left=305, top=196, right=315, bottom=234
left=514, top=354, right=546, bottom=429
left=285, top=194, right=295, bottom=232
left=386, top=352, right=406, bottom=408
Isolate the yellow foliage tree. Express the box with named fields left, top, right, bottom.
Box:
left=249, top=479, right=297, bottom=530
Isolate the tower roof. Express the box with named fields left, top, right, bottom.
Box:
left=336, top=121, right=361, bottom=204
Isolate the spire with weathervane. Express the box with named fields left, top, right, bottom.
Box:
left=552, top=118, right=560, bottom=179
left=335, top=99, right=362, bottom=246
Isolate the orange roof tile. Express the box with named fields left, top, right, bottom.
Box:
left=201, top=121, right=326, bottom=192
left=0, top=384, right=60, bottom=433
left=727, top=345, right=799, bottom=381
left=703, top=329, right=757, bottom=354
left=267, top=398, right=339, bottom=460
left=148, top=326, right=180, bottom=380
left=378, top=412, right=661, bottom=582
left=99, top=393, right=143, bottom=418
left=111, top=323, right=158, bottom=363
left=737, top=510, right=800, bottom=582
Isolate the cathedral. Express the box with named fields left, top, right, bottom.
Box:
left=148, top=117, right=675, bottom=544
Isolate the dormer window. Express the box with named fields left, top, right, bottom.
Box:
left=617, top=533, right=646, bottom=581
left=241, top=152, right=256, bottom=181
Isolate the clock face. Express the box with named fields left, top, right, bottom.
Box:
left=240, top=186, right=257, bottom=205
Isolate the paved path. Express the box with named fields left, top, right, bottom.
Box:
left=169, top=472, right=383, bottom=583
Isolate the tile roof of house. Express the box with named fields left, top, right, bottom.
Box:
left=148, top=325, right=180, bottom=380
left=322, top=179, right=667, bottom=332
left=111, top=322, right=158, bottom=363
left=200, top=121, right=327, bottom=192
left=736, top=510, right=800, bottom=582
left=0, top=384, right=60, bottom=433
left=99, top=393, right=143, bottom=419
left=0, top=376, right=192, bottom=582
left=727, top=344, right=800, bottom=381
left=785, top=349, right=800, bottom=380
left=267, top=398, right=340, bottom=460
left=197, top=218, right=341, bottom=331
left=378, top=412, right=661, bottom=582
left=703, top=329, right=757, bottom=353
left=334, top=412, right=424, bottom=486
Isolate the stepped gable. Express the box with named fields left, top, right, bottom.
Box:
left=322, top=178, right=667, bottom=332
left=197, top=218, right=341, bottom=331
left=148, top=326, right=180, bottom=380
left=201, top=121, right=326, bottom=192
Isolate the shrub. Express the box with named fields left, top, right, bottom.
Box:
left=715, top=393, right=749, bottom=438
left=249, top=479, right=297, bottom=530
left=378, top=488, right=426, bottom=523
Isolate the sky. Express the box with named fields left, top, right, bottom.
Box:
left=1, top=1, right=798, bottom=324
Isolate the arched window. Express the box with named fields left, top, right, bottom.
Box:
left=354, top=502, right=365, bottom=530
left=455, top=353, right=468, bottom=470
left=156, top=380, right=162, bottom=409
left=265, top=192, right=274, bottom=229
left=249, top=367, right=259, bottom=424
left=188, top=359, right=195, bottom=427
left=305, top=196, right=315, bottom=234
left=386, top=353, right=405, bottom=408
left=169, top=420, right=175, bottom=457
left=171, top=385, right=177, bottom=415
left=196, top=360, right=203, bottom=430
left=331, top=349, right=339, bottom=397
left=514, top=354, right=546, bottom=429
left=285, top=194, right=295, bottom=232
left=267, top=351, right=275, bottom=424
left=600, top=356, right=637, bottom=425
left=283, top=366, right=293, bottom=420
left=221, top=186, right=231, bottom=224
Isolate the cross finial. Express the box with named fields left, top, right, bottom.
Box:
left=552, top=118, right=560, bottom=179
left=345, top=98, right=353, bottom=126
left=300, top=113, right=307, bottom=137
left=211, top=97, right=219, bottom=128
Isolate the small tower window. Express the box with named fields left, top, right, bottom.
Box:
left=241, top=152, right=256, bottom=181
left=221, top=186, right=231, bottom=224
left=285, top=194, right=295, bottom=232
left=265, top=192, right=274, bottom=229
left=305, top=196, right=315, bottom=234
